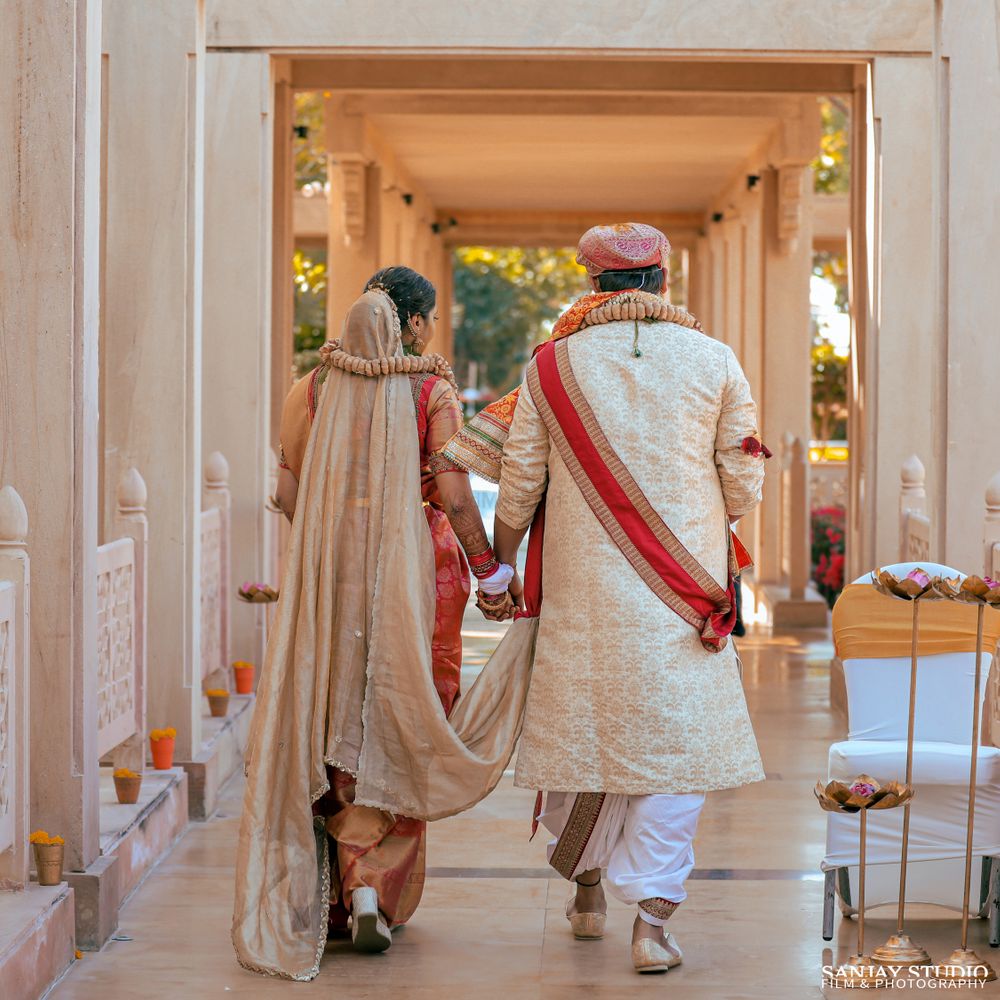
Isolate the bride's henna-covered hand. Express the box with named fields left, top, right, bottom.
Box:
left=434, top=469, right=491, bottom=562
left=435, top=470, right=524, bottom=621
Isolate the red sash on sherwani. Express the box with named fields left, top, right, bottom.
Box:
left=525, top=338, right=743, bottom=653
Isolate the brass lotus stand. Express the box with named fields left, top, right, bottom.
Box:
left=868, top=568, right=941, bottom=966
left=929, top=576, right=1000, bottom=983
left=816, top=776, right=914, bottom=987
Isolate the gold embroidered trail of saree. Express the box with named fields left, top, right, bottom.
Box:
left=232, top=290, right=537, bottom=980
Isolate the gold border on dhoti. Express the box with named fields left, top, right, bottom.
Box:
left=548, top=792, right=607, bottom=880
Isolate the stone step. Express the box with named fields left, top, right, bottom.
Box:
left=0, top=883, right=75, bottom=1000
left=69, top=767, right=188, bottom=951
left=750, top=579, right=831, bottom=628
left=180, top=693, right=254, bottom=821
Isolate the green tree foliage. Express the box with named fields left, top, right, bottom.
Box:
left=811, top=340, right=848, bottom=442
left=812, top=249, right=849, bottom=312
left=452, top=247, right=590, bottom=394
left=293, top=92, right=327, bottom=190
left=811, top=250, right=850, bottom=442
left=292, top=248, right=327, bottom=375
left=812, top=97, right=850, bottom=195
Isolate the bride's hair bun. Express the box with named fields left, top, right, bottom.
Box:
left=364, top=266, right=436, bottom=322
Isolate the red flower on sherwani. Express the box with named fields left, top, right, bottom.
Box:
left=741, top=436, right=773, bottom=459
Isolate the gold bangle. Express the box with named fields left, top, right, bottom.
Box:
left=475, top=590, right=513, bottom=614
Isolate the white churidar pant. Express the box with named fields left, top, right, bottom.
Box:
left=540, top=791, right=705, bottom=926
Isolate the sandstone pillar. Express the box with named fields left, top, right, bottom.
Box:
left=270, top=62, right=294, bottom=450
left=0, top=0, right=103, bottom=870
left=435, top=243, right=456, bottom=364
left=325, top=97, right=381, bottom=331
left=685, top=238, right=709, bottom=322
left=938, top=3, right=1000, bottom=574
left=756, top=163, right=815, bottom=589
left=755, top=137, right=827, bottom=625
left=102, top=0, right=206, bottom=760
left=861, top=56, right=938, bottom=570
left=845, top=64, right=874, bottom=582
left=203, top=52, right=275, bottom=667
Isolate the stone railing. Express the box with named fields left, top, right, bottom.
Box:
left=0, top=487, right=30, bottom=888
left=899, top=454, right=931, bottom=562
left=779, top=434, right=810, bottom=600
left=95, top=470, right=148, bottom=770
left=809, top=460, right=848, bottom=512
left=200, top=452, right=231, bottom=683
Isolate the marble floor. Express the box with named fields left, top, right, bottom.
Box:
left=49, top=624, right=1000, bottom=998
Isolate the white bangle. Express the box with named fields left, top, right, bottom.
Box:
left=478, top=563, right=515, bottom=595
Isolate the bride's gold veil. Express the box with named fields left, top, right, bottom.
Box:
left=232, top=289, right=536, bottom=979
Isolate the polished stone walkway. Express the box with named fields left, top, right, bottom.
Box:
left=50, top=625, right=1000, bottom=998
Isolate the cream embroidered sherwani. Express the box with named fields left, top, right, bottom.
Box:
left=496, top=320, right=765, bottom=795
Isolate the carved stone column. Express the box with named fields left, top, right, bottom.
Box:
left=203, top=52, right=275, bottom=669
left=325, top=96, right=381, bottom=329
left=102, top=0, right=206, bottom=760
left=0, top=0, right=103, bottom=870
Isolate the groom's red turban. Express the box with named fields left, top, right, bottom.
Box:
left=575, top=222, right=671, bottom=276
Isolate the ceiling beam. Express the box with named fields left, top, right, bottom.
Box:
left=342, top=92, right=807, bottom=119
left=207, top=0, right=931, bottom=55
left=437, top=210, right=704, bottom=248
left=289, top=58, right=857, bottom=95
left=812, top=192, right=850, bottom=244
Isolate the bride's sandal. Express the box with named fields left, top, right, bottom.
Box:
left=565, top=876, right=607, bottom=939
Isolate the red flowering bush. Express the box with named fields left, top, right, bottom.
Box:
left=812, top=505, right=846, bottom=608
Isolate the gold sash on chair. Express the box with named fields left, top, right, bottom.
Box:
left=832, top=585, right=1000, bottom=661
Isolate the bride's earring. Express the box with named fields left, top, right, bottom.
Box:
left=407, top=317, right=425, bottom=354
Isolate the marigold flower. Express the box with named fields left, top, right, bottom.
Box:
left=205, top=688, right=229, bottom=697
left=113, top=767, right=139, bottom=779
left=75, top=949, right=83, bottom=960
left=29, top=830, right=64, bottom=845
left=149, top=727, right=177, bottom=741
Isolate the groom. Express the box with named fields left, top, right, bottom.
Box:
left=490, top=223, right=768, bottom=974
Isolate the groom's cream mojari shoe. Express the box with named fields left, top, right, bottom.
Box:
left=351, top=887, right=392, bottom=953
left=632, top=930, right=683, bottom=973
left=564, top=894, right=607, bottom=939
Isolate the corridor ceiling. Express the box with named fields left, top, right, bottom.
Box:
left=295, top=56, right=853, bottom=234
left=367, top=111, right=779, bottom=213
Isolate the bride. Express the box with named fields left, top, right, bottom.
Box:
left=233, top=266, right=524, bottom=977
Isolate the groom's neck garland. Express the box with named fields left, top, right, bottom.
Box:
left=550, top=289, right=702, bottom=340
left=439, top=290, right=703, bottom=483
